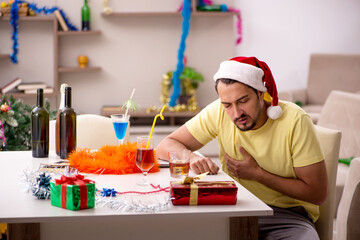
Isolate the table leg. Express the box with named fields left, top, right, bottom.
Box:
left=7, top=223, right=40, bottom=240
left=230, top=216, right=258, bottom=240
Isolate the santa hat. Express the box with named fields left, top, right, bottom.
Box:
left=213, top=56, right=282, bottom=120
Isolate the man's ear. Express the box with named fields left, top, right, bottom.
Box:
left=258, top=90, right=265, bottom=100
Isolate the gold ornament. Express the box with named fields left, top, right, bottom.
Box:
left=158, top=68, right=202, bottom=113
left=102, top=0, right=113, bottom=14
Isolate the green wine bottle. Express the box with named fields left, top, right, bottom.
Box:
left=31, top=88, right=49, bottom=158
left=81, top=0, right=90, bottom=31
left=55, top=83, right=68, bottom=156
left=60, top=86, right=77, bottom=159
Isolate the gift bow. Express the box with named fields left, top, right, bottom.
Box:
left=55, top=174, right=94, bottom=185
left=178, top=172, right=209, bottom=184
left=177, top=172, right=209, bottom=205
left=101, top=188, right=117, bottom=197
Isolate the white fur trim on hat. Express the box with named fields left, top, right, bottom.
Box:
left=267, top=105, right=282, bottom=120
left=213, top=60, right=267, bottom=92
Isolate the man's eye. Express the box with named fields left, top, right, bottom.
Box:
left=223, top=104, right=231, bottom=109
left=239, top=99, right=249, bottom=104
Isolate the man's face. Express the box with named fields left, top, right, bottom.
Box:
left=217, top=81, right=265, bottom=131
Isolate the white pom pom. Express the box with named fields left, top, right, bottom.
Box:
left=267, top=105, right=282, bottom=120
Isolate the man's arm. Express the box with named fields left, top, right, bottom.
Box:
left=225, top=147, right=328, bottom=205
left=156, top=125, right=219, bottom=174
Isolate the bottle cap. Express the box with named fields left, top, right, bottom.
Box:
left=60, top=83, right=69, bottom=93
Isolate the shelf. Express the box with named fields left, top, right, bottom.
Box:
left=57, top=30, right=101, bottom=36
left=192, top=11, right=237, bottom=17
left=101, top=107, right=199, bottom=126
left=0, top=15, right=55, bottom=21
left=0, top=92, right=57, bottom=98
left=0, top=54, right=10, bottom=59
left=101, top=11, right=236, bottom=17
left=58, top=67, right=102, bottom=73
left=102, top=12, right=181, bottom=17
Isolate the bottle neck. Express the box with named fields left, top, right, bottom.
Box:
left=37, top=89, right=44, bottom=107
left=84, top=0, right=88, bottom=6
left=65, top=88, right=72, bottom=108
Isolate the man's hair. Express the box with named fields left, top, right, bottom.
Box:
left=215, top=78, right=259, bottom=96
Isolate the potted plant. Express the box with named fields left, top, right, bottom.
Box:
left=162, top=66, right=204, bottom=106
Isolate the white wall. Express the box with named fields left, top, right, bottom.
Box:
left=235, top=0, right=360, bottom=91
left=57, top=0, right=234, bottom=114
left=1, top=0, right=234, bottom=112
left=1, top=0, right=360, bottom=114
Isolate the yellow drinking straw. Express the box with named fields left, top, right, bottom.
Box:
left=146, top=105, right=166, bottom=149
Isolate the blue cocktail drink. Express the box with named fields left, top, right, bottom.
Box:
left=111, top=114, right=130, bottom=145
left=113, top=121, right=128, bottom=140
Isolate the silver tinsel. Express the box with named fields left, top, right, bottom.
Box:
left=20, top=165, right=171, bottom=213
left=95, top=186, right=171, bottom=213
left=20, top=169, right=52, bottom=199
left=20, top=164, right=78, bottom=199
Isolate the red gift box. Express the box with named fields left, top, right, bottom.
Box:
left=170, top=181, right=238, bottom=205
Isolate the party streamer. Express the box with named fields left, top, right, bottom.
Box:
left=169, top=0, right=192, bottom=107
left=10, top=0, right=78, bottom=63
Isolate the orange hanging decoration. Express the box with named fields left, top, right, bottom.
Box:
left=68, top=142, right=160, bottom=175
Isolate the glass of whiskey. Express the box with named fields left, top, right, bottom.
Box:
left=169, top=149, right=191, bottom=178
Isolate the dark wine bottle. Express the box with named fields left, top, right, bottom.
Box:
left=55, top=83, right=68, bottom=156
left=59, top=86, right=76, bottom=159
left=81, top=0, right=90, bottom=31
left=31, top=88, right=49, bottom=158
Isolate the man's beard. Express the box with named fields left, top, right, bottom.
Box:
left=234, top=114, right=257, bottom=131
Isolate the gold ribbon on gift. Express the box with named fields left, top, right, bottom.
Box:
left=177, top=172, right=209, bottom=205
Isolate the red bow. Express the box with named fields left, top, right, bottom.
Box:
left=55, top=174, right=94, bottom=185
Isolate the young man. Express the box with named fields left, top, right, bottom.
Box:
left=157, top=56, right=328, bottom=239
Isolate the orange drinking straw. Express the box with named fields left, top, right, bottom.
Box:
left=146, top=105, right=166, bottom=149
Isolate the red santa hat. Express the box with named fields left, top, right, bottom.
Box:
left=213, top=56, right=282, bottom=120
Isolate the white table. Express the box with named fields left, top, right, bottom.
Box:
left=0, top=151, right=272, bottom=240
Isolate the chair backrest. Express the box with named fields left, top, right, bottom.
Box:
left=336, top=158, right=360, bottom=240
left=317, top=90, right=360, bottom=159
left=314, top=125, right=341, bottom=240
left=307, top=54, right=360, bottom=105
left=49, top=114, right=130, bottom=150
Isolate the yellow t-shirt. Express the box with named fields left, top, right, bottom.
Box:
left=185, top=99, right=324, bottom=222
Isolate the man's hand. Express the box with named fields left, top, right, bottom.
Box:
left=224, top=147, right=262, bottom=180
left=190, top=154, right=219, bottom=175
left=225, top=147, right=328, bottom=205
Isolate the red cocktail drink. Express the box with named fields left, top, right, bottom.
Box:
left=136, top=148, right=155, bottom=172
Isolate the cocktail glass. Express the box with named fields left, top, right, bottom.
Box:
left=111, top=114, right=130, bottom=145
left=135, top=136, right=155, bottom=186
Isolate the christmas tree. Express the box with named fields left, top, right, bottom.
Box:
left=0, top=94, right=56, bottom=151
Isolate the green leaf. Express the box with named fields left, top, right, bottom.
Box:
left=168, top=66, right=204, bottom=90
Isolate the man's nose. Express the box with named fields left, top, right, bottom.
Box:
left=233, top=105, right=244, bottom=118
